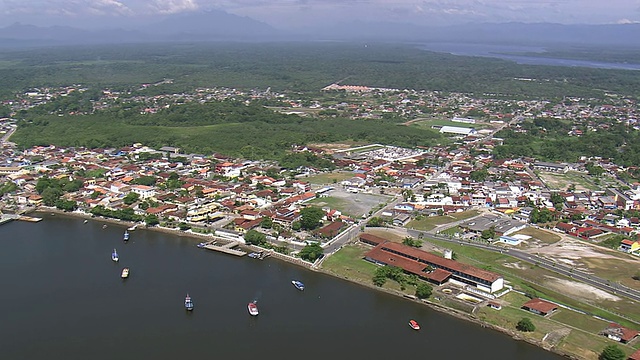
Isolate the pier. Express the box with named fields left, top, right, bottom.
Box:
left=202, top=240, right=247, bottom=257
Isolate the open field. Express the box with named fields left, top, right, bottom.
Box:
left=407, top=210, right=479, bottom=231
left=305, top=171, right=355, bottom=185
left=425, top=237, right=640, bottom=325
left=538, top=171, right=598, bottom=191
left=531, top=236, right=640, bottom=291
left=513, top=227, right=562, bottom=245
left=307, top=188, right=391, bottom=218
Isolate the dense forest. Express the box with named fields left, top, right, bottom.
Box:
left=12, top=100, right=443, bottom=160
left=1, top=42, right=639, bottom=100
left=5, top=42, right=640, bottom=164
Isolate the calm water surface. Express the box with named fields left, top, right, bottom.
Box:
left=0, top=214, right=565, bottom=360
left=418, top=42, right=640, bottom=70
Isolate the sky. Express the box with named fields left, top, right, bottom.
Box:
left=0, top=0, right=638, bottom=29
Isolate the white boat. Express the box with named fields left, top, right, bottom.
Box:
left=185, top=294, right=194, bottom=311
left=291, top=280, right=305, bottom=291
left=248, top=301, right=259, bottom=316
left=111, top=248, right=119, bottom=262
left=121, top=267, right=129, bottom=279
left=123, top=231, right=130, bottom=242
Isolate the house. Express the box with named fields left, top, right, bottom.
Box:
left=487, top=301, right=502, bottom=310
left=316, top=221, right=344, bottom=238
left=393, top=213, right=411, bottom=226
left=130, top=185, right=155, bottom=199
left=628, top=348, right=640, bottom=360
left=521, top=298, right=558, bottom=316
left=620, top=239, right=640, bottom=254
left=600, top=323, right=639, bottom=343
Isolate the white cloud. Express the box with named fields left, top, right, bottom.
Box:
left=149, top=0, right=200, bottom=14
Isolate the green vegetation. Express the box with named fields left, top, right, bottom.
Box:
left=299, top=206, right=325, bottom=230
left=599, top=345, right=626, bottom=360
left=299, top=243, right=323, bottom=262
left=516, top=317, right=536, bottom=332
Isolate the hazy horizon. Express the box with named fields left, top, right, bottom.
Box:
left=1, top=0, right=639, bottom=30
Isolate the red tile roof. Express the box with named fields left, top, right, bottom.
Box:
left=522, top=298, right=558, bottom=315
left=365, top=240, right=501, bottom=283
left=605, top=323, right=639, bottom=343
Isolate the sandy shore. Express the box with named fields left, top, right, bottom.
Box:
left=35, top=207, right=578, bottom=359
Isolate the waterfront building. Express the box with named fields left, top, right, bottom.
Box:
left=361, top=235, right=504, bottom=293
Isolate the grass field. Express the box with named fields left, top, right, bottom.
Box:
left=407, top=210, right=479, bottom=231
left=538, top=171, right=598, bottom=191
left=424, top=237, right=640, bottom=326
left=305, top=171, right=355, bottom=185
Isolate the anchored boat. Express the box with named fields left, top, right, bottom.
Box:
left=291, top=280, right=305, bottom=291
left=185, top=294, right=194, bottom=311
left=248, top=301, right=259, bottom=316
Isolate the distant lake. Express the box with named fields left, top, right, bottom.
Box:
left=417, top=42, right=640, bottom=71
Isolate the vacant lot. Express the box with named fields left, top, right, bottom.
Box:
left=307, top=188, right=392, bottom=218
left=538, top=171, right=597, bottom=191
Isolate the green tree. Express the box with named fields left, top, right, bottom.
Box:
left=41, top=187, right=63, bottom=206
left=366, top=217, right=384, bottom=227
left=300, top=206, right=325, bottom=230
left=145, top=214, right=159, bottom=226
left=244, top=229, right=267, bottom=246
left=299, top=243, right=323, bottom=262
left=123, top=192, right=140, bottom=205
left=373, top=267, right=388, bottom=287
left=415, top=283, right=433, bottom=299
left=598, top=345, right=625, bottom=360
left=516, top=317, right=536, bottom=332
left=260, top=217, right=273, bottom=229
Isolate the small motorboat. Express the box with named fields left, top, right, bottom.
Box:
left=197, top=242, right=207, bottom=249
left=291, top=280, right=305, bottom=291
left=248, top=252, right=260, bottom=259
left=83, top=219, right=88, bottom=224
left=121, top=267, right=130, bottom=279
left=409, top=319, right=420, bottom=330
left=123, top=231, right=130, bottom=242
left=185, top=294, right=194, bottom=311
left=248, top=301, right=259, bottom=316
left=111, top=248, right=119, bottom=262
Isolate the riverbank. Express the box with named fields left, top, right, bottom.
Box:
left=35, top=208, right=582, bottom=359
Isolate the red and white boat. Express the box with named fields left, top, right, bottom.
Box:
left=409, top=319, right=420, bottom=330
left=248, top=301, right=259, bottom=316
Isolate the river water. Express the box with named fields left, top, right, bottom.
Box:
left=417, top=42, right=640, bottom=71
left=0, top=214, right=565, bottom=360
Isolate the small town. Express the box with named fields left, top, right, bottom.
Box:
left=1, top=82, right=640, bottom=359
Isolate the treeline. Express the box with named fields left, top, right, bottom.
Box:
left=1, top=42, right=639, bottom=100
left=12, top=101, right=443, bottom=162
left=493, top=122, right=640, bottom=167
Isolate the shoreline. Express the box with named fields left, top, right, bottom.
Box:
left=36, top=207, right=578, bottom=359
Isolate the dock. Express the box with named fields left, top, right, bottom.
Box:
left=0, top=213, right=19, bottom=225
left=202, top=240, right=247, bottom=256
left=18, top=215, right=43, bottom=222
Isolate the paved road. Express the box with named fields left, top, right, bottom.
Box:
left=406, top=229, right=640, bottom=303
left=322, top=194, right=402, bottom=256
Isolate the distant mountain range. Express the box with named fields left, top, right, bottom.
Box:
left=0, top=9, right=638, bottom=48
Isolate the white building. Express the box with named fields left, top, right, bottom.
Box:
left=439, top=126, right=477, bottom=136
left=130, top=185, right=156, bottom=199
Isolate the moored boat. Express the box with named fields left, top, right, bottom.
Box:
left=185, top=294, right=194, bottom=311
left=247, top=252, right=260, bottom=259
left=121, top=267, right=129, bottom=279
left=409, top=319, right=420, bottom=330
left=111, top=248, right=119, bottom=262
left=291, top=280, right=305, bottom=291
left=123, top=231, right=130, bottom=242
left=248, top=301, right=259, bottom=316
